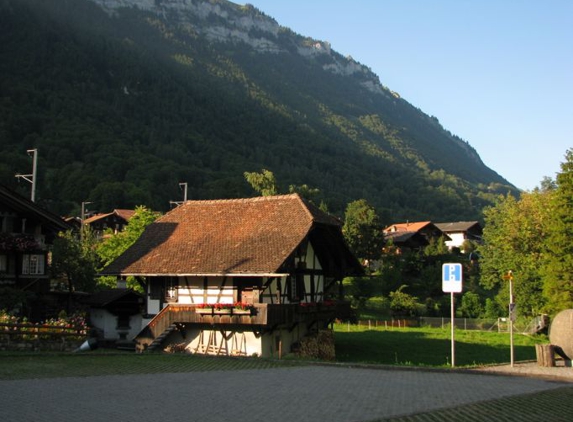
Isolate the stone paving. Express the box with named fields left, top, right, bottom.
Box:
left=0, top=365, right=570, bottom=422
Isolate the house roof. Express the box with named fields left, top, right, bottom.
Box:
left=87, top=288, right=143, bottom=307
left=435, top=221, right=482, bottom=233
left=0, top=184, right=71, bottom=234
left=100, top=194, right=355, bottom=277
left=84, top=209, right=135, bottom=225
left=383, top=221, right=432, bottom=233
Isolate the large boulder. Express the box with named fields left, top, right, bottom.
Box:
left=549, top=309, right=573, bottom=359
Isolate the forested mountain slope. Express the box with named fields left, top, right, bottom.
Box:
left=0, top=0, right=516, bottom=220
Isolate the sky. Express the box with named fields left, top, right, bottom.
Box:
left=244, top=0, right=572, bottom=191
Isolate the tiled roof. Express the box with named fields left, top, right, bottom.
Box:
left=0, top=184, right=71, bottom=233
left=101, top=194, right=343, bottom=276
left=435, top=221, right=481, bottom=232
left=383, top=221, right=432, bottom=233
left=84, top=209, right=135, bottom=225
left=87, top=288, right=142, bottom=307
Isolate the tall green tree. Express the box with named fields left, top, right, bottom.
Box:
left=342, top=199, right=384, bottom=263
left=478, top=190, right=552, bottom=317
left=97, top=206, right=160, bottom=290
left=542, top=149, right=573, bottom=313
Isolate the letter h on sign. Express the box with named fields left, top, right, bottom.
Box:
left=442, top=263, right=463, bottom=293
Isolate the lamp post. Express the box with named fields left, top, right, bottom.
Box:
left=15, top=149, right=38, bottom=202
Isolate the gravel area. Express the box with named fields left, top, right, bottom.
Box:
left=473, top=359, right=573, bottom=382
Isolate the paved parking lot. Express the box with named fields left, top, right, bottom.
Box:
left=1, top=365, right=570, bottom=422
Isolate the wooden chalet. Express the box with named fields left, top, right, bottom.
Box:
left=0, top=184, right=71, bottom=315
left=435, top=221, right=482, bottom=252
left=383, top=221, right=449, bottom=252
left=84, top=209, right=135, bottom=237
left=100, top=194, right=363, bottom=357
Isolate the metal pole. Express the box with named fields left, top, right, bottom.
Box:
left=81, top=201, right=92, bottom=241
left=509, top=272, right=514, bottom=367
left=180, top=182, right=188, bottom=202
left=451, top=291, right=455, bottom=367
left=29, top=149, right=37, bottom=202
left=15, top=148, right=38, bottom=202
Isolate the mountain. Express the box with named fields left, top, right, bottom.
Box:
left=0, top=0, right=517, bottom=221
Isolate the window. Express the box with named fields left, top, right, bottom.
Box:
left=21, top=254, right=45, bottom=275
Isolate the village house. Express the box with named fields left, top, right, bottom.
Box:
left=0, top=184, right=71, bottom=318
left=100, top=194, right=362, bottom=358
left=83, top=209, right=135, bottom=237
left=383, top=221, right=448, bottom=252
left=435, top=221, right=482, bottom=252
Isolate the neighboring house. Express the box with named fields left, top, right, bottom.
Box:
left=0, top=184, right=71, bottom=309
left=83, top=209, right=135, bottom=237
left=100, top=194, right=363, bottom=357
left=383, top=221, right=449, bottom=252
left=435, top=221, right=482, bottom=252
left=87, top=288, right=144, bottom=347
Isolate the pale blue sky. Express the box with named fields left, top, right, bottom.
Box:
left=244, top=1, right=572, bottom=191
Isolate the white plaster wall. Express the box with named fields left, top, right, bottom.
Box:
left=176, top=328, right=263, bottom=357
left=445, top=232, right=466, bottom=249
left=164, top=323, right=310, bottom=358
left=89, top=309, right=142, bottom=341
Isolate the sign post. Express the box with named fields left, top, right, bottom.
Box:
left=442, top=263, right=463, bottom=367
left=503, top=271, right=515, bottom=367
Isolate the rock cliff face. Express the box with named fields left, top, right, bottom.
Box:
left=90, top=0, right=390, bottom=95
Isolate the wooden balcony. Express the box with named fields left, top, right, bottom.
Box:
left=135, top=302, right=350, bottom=352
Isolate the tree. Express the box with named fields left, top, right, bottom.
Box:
left=342, top=199, right=384, bottom=263
left=459, top=291, right=484, bottom=318
left=51, top=228, right=100, bottom=312
left=542, top=149, right=573, bottom=313
left=389, top=285, right=420, bottom=317
left=244, top=169, right=278, bottom=196
left=477, top=190, right=552, bottom=317
left=97, top=206, right=160, bottom=290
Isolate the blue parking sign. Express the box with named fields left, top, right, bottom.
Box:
left=442, top=263, right=463, bottom=293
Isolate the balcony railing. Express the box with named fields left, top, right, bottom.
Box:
left=134, top=301, right=350, bottom=352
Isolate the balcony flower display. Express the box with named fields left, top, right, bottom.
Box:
left=195, top=302, right=255, bottom=315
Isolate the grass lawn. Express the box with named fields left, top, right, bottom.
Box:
left=0, top=351, right=304, bottom=380
left=0, top=325, right=548, bottom=380
left=333, top=323, right=547, bottom=367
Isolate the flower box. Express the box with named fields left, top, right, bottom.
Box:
left=232, top=309, right=251, bottom=315
left=196, top=308, right=212, bottom=315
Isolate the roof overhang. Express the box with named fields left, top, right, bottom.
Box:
left=102, top=272, right=290, bottom=278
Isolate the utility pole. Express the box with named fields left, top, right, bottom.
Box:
left=81, top=201, right=93, bottom=241
left=169, top=182, right=188, bottom=207
left=15, top=149, right=38, bottom=202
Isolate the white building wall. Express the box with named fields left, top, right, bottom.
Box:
left=89, top=309, right=142, bottom=341
left=445, top=232, right=466, bottom=249
left=162, top=323, right=311, bottom=358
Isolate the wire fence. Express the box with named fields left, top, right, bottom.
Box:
left=351, top=317, right=539, bottom=333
